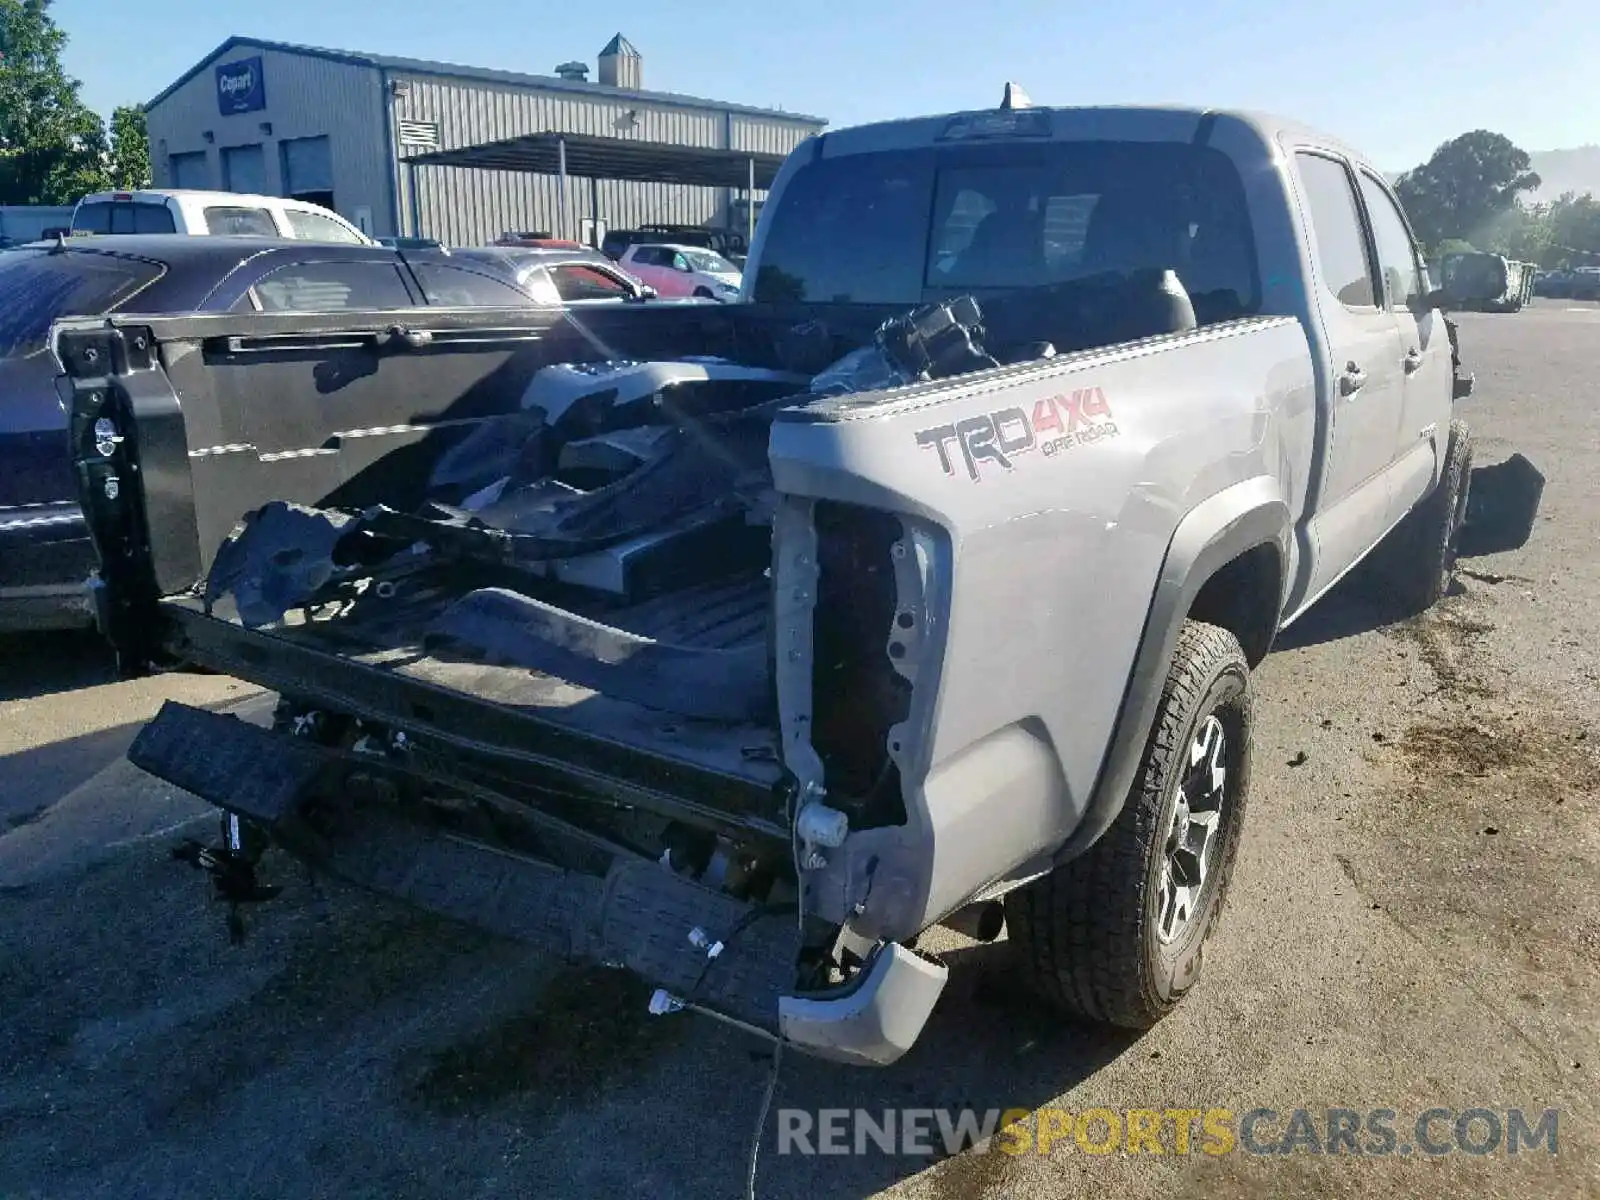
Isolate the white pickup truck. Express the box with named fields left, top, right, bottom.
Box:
left=63, top=97, right=1494, bottom=1067
left=70, top=189, right=372, bottom=244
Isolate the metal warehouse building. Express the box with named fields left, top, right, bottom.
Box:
left=144, top=34, right=826, bottom=245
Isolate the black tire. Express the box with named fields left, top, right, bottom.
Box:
left=1369, top=418, right=1472, bottom=613
left=1005, top=620, right=1252, bottom=1029
left=693, top=286, right=713, bottom=298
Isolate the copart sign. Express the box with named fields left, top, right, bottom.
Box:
left=216, top=57, right=267, bottom=116
left=915, top=387, right=1119, bottom=482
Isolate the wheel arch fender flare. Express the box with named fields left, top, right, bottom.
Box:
left=1053, top=477, right=1291, bottom=865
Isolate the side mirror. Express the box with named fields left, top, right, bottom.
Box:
left=1421, top=287, right=1452, bottom=313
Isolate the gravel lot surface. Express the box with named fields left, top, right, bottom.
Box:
left=1, top=304, right=1596, bottom=1199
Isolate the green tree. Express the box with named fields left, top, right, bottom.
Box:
left=107, top=104, right=150, bottom=190
left=0, top=0, right=108, bottom=204
left=1546, top=192, right=1600, bottom=265
left=1479, top=201, right=1553, bottom=266
left=1395, top=130, right=1541, bottom=250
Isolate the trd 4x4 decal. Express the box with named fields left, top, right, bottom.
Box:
left=915, top=387, right=1119, bottom=481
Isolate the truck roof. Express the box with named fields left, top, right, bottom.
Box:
left=77, top=189, right=333, bottom=206
left=813, top=103, right=1369, bottom=168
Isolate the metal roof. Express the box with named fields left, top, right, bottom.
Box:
left=600, top=34, right=640, bottom=59
left=147, top=36, right=827, bottom=126
left=405, top=131, right=793, bottom=189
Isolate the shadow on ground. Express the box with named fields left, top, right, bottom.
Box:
left=0, top=629, right=116, bottom=703
left=0, top=842, right=1138, bottom=1200
left=0, top=718, right=153, bottom=826
left=1274, top=453, right=1543, bottom=655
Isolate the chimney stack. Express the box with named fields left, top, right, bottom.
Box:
left=597, top=33, right=642, bottom=90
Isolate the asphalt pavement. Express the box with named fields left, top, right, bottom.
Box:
left=0, top=303, right=1596, bottom=1199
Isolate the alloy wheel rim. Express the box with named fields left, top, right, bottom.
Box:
left=1156, top=713, right=1228, bottom=945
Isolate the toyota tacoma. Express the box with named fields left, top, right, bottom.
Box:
left=60, top=98, right=1492, bottom=1066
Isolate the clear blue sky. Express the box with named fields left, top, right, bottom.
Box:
left=55, top=0, right=1596, bottom=171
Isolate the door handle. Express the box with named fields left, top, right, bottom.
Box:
left=1339, top=363, right=1367, bottom=396
left=1403, top=348, right=1423, bottom=374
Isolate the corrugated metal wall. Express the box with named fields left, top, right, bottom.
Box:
left=393, top=75, right=820, bottom=246
left=145, top=49, right=394, bottom=236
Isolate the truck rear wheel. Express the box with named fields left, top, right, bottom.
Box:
left=1005, top=620, right=1251, bottom=1029
left=1369, top=418, right=1472, bottom=613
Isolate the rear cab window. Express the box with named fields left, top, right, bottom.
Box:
left=72, top=201, right=178, bottom=235
left=752, top=136, right=1261, bottom=323
left=203, top=207, right=279, bottom=237
left=0, top=251, right=165, bottom=358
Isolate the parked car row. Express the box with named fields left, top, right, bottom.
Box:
left=60, top=188, right=750, bottom=302
left=2, top=184, right=751, bottom=634
left=601, top=223, right=748, bottom=263
left=1534, top=266, right=1600, bottom=301
left=0, top=223, right=720, bottom=635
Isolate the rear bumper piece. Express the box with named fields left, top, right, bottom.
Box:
left=128, top=700, right=945, bottom=1066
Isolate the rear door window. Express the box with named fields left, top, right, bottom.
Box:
left=251, top=262, right=416, bottom=311
left=0, top=251, right=165, bottom=357
left=1356, top=173, right=1424, bottom=309
left=203, top=207, right=279, bottom=237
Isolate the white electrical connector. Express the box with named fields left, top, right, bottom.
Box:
left=688, top=927, right=725, bottom=959
left=648, top=989, right=685, bottom=1016
left=796, top=796, right=850, bottom=872
left=796, top=800, right=849, bottom=849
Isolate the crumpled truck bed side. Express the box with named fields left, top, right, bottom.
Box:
left=767, top=315, right=1315, bottom=941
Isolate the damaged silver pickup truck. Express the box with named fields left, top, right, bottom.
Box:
left=62, top=100, right=1495, bottom=1067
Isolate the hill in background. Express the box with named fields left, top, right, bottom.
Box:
left=1529, top=146, right=1600, bottom=203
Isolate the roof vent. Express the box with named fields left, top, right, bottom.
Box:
left=1000, top=82, right=1033, bottom=110
left=598, top=33, right=642, bottom=90
left=554, top=60, right=589, bottom=82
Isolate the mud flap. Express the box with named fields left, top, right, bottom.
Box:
left=128, top=701, right=800, bottom=1035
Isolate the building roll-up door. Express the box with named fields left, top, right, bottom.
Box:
left=170, top=151, right=211, bottom=190
left=280, top=136, right=334, bottom=207
left=222, top=144, right=267, bottom=194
